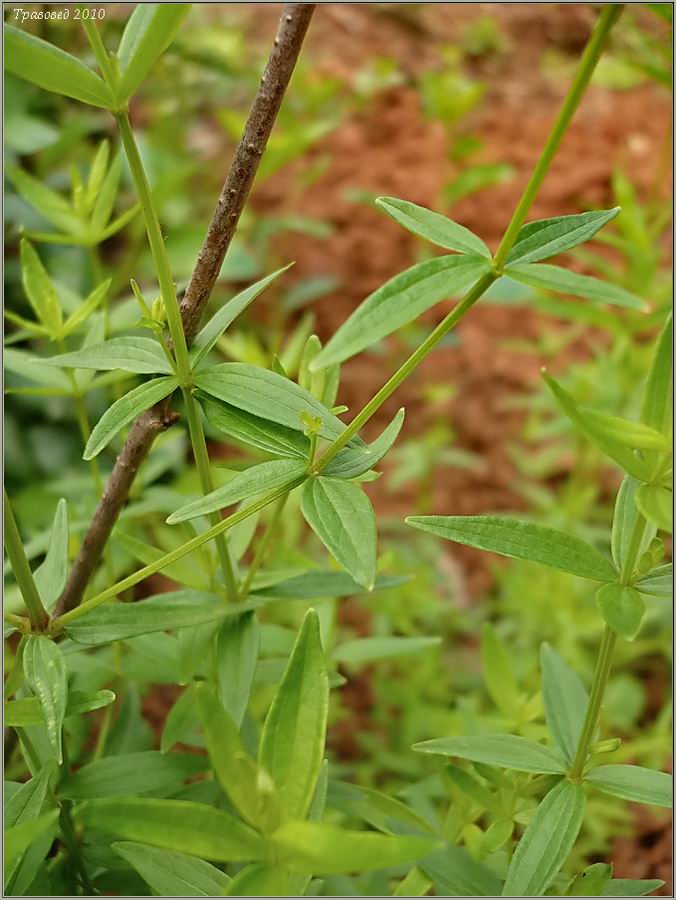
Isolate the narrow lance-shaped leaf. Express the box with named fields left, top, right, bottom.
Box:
left=312, top=254, right=491, bottom=370
left=216, top=612, right=260, bottom=727
left=116, top=4, right=192, bottom=102
left=259, top=609, right=329, bottom=821
left=252, top=569, right=408, bottom=600
left=323, top=408, right=405, bottom=479
left=413, top=734, right=566, bottom=774
left=4, top=25, right=114, bottom=108
left=595, top=583, right=645, bottom=640
left=20, top=239, right=62, bottom=335
left=333, top=636, right=441, bottom=667
left=640, top=313, right=672, bottom=435
left=22, top=637, right=67, bottom=763
left=60, top=280, right=112, bottom=338
left=6, top=164, right=81, bottom=235
left=503, top=779, right=586, bottom=896
left=540, top=643, right=588, bottom=764
left=302, top=477, right=377, bottom=590
left=4, top=811, right=59, bottom=883
left=200, top=394, right=310, bottom=459
left=195, top=363, right=354, bottom=443
left=191, top=265, right=293, bottom=366
left=33, top=499, right=68, bottom=611
left=4, top=762, right=56, bottom=891
left=603, top=879, right=666, bottom=897
left=420, top=846, right=503, bottom=898
left=84, top=375, right=178, bottom=459
left=481, top=623, right=521, bottom=718
left=585, top=765, right=672, bottom=808
left=635, top=563, right=672, bottom=599
left=506, top=208, right=620, bottom=266
left=376, top=196, right=491, bottom=258
left=39, top=337, right=174, bottom=375
left=5, top=690, right=115, bottom=727
left=161, top=685, right=200, bottom=754
left=75, top=798, right=267, bottom=862
left=504, top=263, right=646, bottom=311
left=636, top=484, right=672, bottom=534
left=60, top=751, right=207, bottom=800
left=611, top=476, right=655, bottom=571
left=167, top=459, right=307, bottom=524
left=407, top=515, right=618, bottom=582
left=113, top=842, right=231, bottom=897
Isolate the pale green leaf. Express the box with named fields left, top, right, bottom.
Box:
left=323, top=409, right=405, bottom=479
left=4, top=810, right=59, bottom=884
left=6, top=164, right=81, bottom=234
left=481, top=623, right=520, bottom=718
left=259, top=609, right=329, bottom=821
left=376, top=196, right=491, bottom=257
left=20, top=239, right=62, bottom=335
left=505, top=263, right=646, bottom=310
left=333, top=635, right=441, bottom=666
left=595, top=583, right=645, bottom=640
left=252, top=570, right=408, bottom=600
left=312, top=254, right=491, bottom=369
left=60, top=280, right=112, bottom=338
left=640, top=313, right=672, bottom=435
left=635, top=564, right=672, bottom=599
left=4, top=26, right=113, bottom=108
left=216, top=612, right=260, bottom=727
left=39, top=337, right=173, bottom=375
left=84, top=375, right=178, bottom=459
left=636, top=484, right=672, bottom=533
left=506, top=208, right=620, bottom=266
left=540, top=643, right=588, bottom=764
left=611, top=477, right=655, bottom=570
left=224, top=863, right=292, bottom=897
left=33, top=499, right=69, bottom=611
left=603, top=878, right=665, bottom=896
left=117, top=4, right=192, bottom=102
left=586, top=765, right=672, bottom=808
left=5, top=690, right=115, bottom=727
left=22, top=637, right=67, bottom=764
left=301, top=478, right=377, bottom=590
left=161, top=685, right=200, bottom=754
left=91, top=152, right=123, bottom=234
left=413, top=734, right=566, bottom=774
left=85, top=140, right=110, bottom=211
left=503, top=779, right=585, bottom=896
left=407, top=515, right=617, bottom=581
left=60, top=751, right=207, bottom=800
left=420, top=846, right=502, bottom=897
left=113, top=841, right=231, bottom=897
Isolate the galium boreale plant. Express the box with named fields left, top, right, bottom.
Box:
left=4, top=4, right=672, bottom=896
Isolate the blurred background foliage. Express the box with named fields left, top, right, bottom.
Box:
left=4, top=3, right=672, bottom=890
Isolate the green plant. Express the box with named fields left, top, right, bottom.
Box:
left=4, top=5, right=672, bottom=897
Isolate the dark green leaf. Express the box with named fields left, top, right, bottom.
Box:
left=505, top=263, right=645, bottom=310
left=376, top=197, right=491, bottom=257
left=506, top=208, right=620, bottom=266
left=312, top=255, right=491, bottom=369
left=413, top=734, right=565, bottom=774
left=161, top=685, right=200, bottom=754
left=301, top=477, right=377, bottom=589
left=117, top=4, right=192, bottom=102
left=252, top=570, right=408, bottom=599
left=60, top=751, right=207, bottom=799
left=22, top=637, right=67, bottom=763
left=6, top=164, right=81, bottom=235
left=216, top=612, right=260, bottom=727
left=323, top=409, right=405, bottom=479
left=113, top=842, right=231, bottom=897
left=75, top=798, right=266, bottom=861
left=595, top=583, right=645, bottom=640
left=4, top=25, right=113, bottom=108
left=84, top=376, right=178, bottom=459
left=39, top=337, right=173, bottom=375
left=420, top=846, right=502, bottom=897
left=407, top=515, right=617, bottom=581
left=503, top=779, right=585, bottom=896
left=540, top=643, right=588, bottom=764
left=586, top=765, right=672, bottom=808
left=200, top=394, right=310, bottom=459
left=259, top=609, right=329, bottom=821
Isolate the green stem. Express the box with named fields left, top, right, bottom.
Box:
left=58, top=782, right=95, bottom=896
left=3, top=490, right=49, bottom=631
left=115, top=112, right=191, bottom=384
left=183, top=389, right=238, bottom=600
left=52, top=476, right=307, bottom=630
left=619, top=513, right=648, bottom=585
left=569, top=625, right=617, bottom=780
left=493, top=5, right=624, bottom=269
left=239, top=492, right=289, bottom=598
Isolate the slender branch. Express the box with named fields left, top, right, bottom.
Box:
left=54, top=5, right=315, bottom=616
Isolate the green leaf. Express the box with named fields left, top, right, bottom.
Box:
left=85, top=140, right=110, bottom=211
left=406, top=515, right=617, bottom=582
left=542, top=372, right=651, bottom=481
left=64, top=591, right=258, bottom=645
left=259, top=609, right=329, bottom=821
left=6, top=164, right=81, bottom=235
left=323, top=409, right=405, bottom=479
left=84, top=375, right=178, bottom=459
left=301, top=478, right=377, bottom=590
left=641, top=314, right=672, bottom=435
left=60, top=751, right=207, bottom=800
left=91, top=152, right=123, bottom=234
left=60, top=280, right=112, bottom=338
left=506, top=208, right=620, bottom=266
left=22, top=637, right=67, bottom=764
left=312, top=255, right=491, bottom=369
left=595, top=583, right=645, bottom=640
left=603, top=879, right=665, bottom=896
left=333, top=635, right=441, bottom=666
left=33, top=499, right=68, bottom=611
left=195, top=363, right=352, bottom=443
left=224, top=863, right=292, bottom=897
left=272, top=821, right=439, bottom=875
left=39, top=337, right=174, bottom=375
left=611, top=477, right=655, bottom=571
left=4, top=25, right=113, bottom=108
left=4, top=762, right=56, bottom=890
left=586, top=765, right=672, bottom=808
left=4, top=810, right=59, bottom=884
left=636, top=484, right=672, bottom=533
left=20, top=239, right=62, bottom=335
left=635, top=564, right=672, bottom=599
left=75, top=798, right=266, bottom=862
left=200, top=394, right=310, bottom=459
left=480, top=623, right=520, bottom=718
left=567, top=863, right=612, bottom=896
left=413, top=734, right=566, bottom=774
left=5, top=689, right=115, bottom=727
left=504, top=263, right=645, bottom=311
left=376, top=196, right=491, bottom=258
left=191, top=266, right=292, bottom=366
left=161, top=685, right=199, bottom=753
left=216, top=612, right=260, bottom=727
left=580, top=413, right=668, bottom=452
left=540, top=643, right=588, bottom=764
left=252, top=570, right=408, bottom=599
left=167, top=459, right=307, bottom=524
left=503, top=779, right=585, bottom=896
left=113, top=842, right=231, bottom=897
left=420, top=846, right=502, bottom=897
left=117, top=4, right=192, bottom=102
left=330, top=781, right=433, bottom=837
